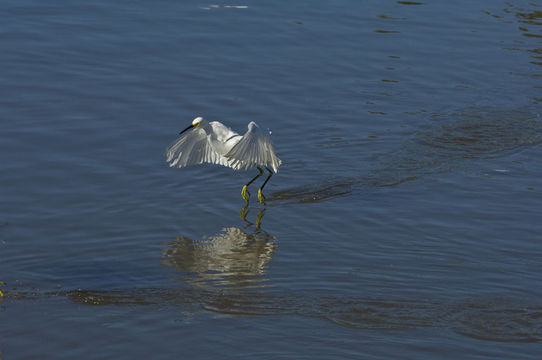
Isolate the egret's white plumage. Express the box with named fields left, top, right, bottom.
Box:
left=166, top=117, right=281, bottom=172
left=165, top=117, right=281, bottom=204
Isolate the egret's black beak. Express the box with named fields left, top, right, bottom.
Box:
left=179, top=124, right=194, bottom=135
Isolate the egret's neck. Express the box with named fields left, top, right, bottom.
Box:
left=198, top=119, right=212, bottom=134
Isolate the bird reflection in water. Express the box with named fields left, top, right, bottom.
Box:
left=161, top=207, right=275, bottom=289
left=239, top=204, right=266, bottom=228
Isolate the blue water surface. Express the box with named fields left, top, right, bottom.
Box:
left=1, top=0, right=541, bottom=359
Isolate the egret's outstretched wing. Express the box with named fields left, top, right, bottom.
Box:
left=165, top=128, right=231, bottom=168
left=225, top=122, right=281, bottom=172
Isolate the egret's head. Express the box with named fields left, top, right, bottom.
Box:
left=192, top=117, right=204, bottom=126
left=180, top=116, right=204, bottom=135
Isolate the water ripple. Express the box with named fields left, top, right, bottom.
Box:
left=161, top=222, right=276, bottom=290
left=271, top=106, right=542, bottom=204
left=4, top=288, right=541, bottom=343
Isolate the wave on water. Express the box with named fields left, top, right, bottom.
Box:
left=4, top=286, right=541, bottom=343
left=271, top=106, right=542, bottom=204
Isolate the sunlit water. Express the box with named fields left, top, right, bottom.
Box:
left=1, top=1, right=541, bottom=359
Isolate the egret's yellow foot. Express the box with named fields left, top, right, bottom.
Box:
left=0, top=281, right=4, bottom=298
left=257, top=189, right=266, bottom=205
left=241, top=185, right=250, bottom=202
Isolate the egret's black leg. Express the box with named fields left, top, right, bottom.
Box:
left=257, top=167, right=274, bottom=205
left=242, top=167, right=264, bottom=202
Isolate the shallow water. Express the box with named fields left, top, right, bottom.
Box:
left=1, top=0, right=542, bottom=359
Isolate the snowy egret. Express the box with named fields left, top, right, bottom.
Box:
left=165, top=117, right=281, bottom=204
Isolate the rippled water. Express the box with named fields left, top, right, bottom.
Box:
left=1, top=1, right=541, bottom=359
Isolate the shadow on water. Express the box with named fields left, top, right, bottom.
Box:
left=271, top=106, right=542, bottom=203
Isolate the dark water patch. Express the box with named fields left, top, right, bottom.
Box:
left=445, top=298, right=542, bottom=343
left=374, top=29, right=400, bottom=34
left=271, top=174, right=420, bottom=203
left=272, top=178, right=356, bottom=203
left=409, top=107, right=542, bottom=160
left=397, top=1, right=424, bottom=5
left=4, top=287, right=541, bottom=343
left=318, top=298, right=441, bottom=330
left=202, top=291, right=298, bottom=316
left=271, top=106, right=542, bottom=204
left=65, top=289, right=156, bottom=306
left=516, top=10, right=542, bottom=26
left=522, top=33, right=542, bottom=39
left=378, top=15, right=407, bottom=20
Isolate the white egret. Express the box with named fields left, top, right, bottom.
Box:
left=165, top=117, right=281, bottom=204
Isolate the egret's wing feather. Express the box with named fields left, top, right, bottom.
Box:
left=165, top=128, right=231, bottom=168
left=225, top=122, right=281, bottom=172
